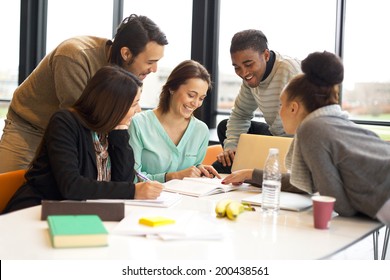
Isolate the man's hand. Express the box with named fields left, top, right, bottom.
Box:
left=216, top=149, right=236, bottom=167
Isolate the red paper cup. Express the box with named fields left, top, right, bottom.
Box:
left=312, top=196, right=336, bottom=229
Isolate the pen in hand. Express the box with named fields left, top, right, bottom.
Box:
left=135, top=170, right=166, bottom=193
left=135, top=170, right=151, bottom=182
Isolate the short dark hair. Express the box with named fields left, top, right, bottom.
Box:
left=109, top=14, right=168, bottom=66
left=72, top=65, right=142, bottom=133
left=158, top=60, right=212, bottom=114
left=230, top=29, right=268, bottom=54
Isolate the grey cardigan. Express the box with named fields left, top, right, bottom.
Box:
left=286, top=105, right=390, bottom=219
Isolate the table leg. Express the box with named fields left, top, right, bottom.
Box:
left=373, top=230, right=379, bottom=260
left=381, top=226, right=389, bottom=260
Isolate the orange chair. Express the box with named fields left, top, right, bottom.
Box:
left=202, top=144, right=223, bottom=165
left=0, top=169, right=27, bottom=213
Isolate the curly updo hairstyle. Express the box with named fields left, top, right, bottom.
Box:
left=284, top=51, right=344, bottom=113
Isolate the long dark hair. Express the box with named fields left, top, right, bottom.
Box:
left=72, top=65, right=142, bottom=133
left=158, top=60, right=212, bottom=114
left=109, top=14, right=168, bottom=66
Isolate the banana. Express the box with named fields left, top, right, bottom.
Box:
left=215, top=198, right=233, bottom=217
left=225, top=201, right=245, bottom=221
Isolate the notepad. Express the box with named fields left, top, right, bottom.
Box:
left=87, top=191, right=182, bottom=208
left=47, top=215, right=108, bottom=248
left=113, top=209, right=224, bottom=240
left=163, top=177, right=243, bottom=197
left=139, top=216, right=176, bottom=227
left=241, top=192, right=312, bottom=212
left=113, top=209, right=197, bottom=236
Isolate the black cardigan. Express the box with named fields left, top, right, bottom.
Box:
left=3, top=109, right=136, bottom=213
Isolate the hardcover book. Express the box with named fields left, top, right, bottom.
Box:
left=47, top=215, right=108, bottom=248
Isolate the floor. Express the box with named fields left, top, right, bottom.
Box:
left=327, top=226, right=389, bottom=260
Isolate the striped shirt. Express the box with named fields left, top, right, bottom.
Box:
left=224, top=52, right=301, bottom=150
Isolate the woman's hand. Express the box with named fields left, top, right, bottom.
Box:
left=222, top=169, right=254, bottom=185
left=165, top=166, right=202, bottom=181
left=165, top=165, right=222, bottom=181
left=134, top=181, right=163, bottom=199
left=196, top=164, right=222, bottom=179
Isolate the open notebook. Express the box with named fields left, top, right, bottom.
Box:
left=163, top=177, right=243, bottom=197
left=231, top=134, right=293, bottom=173
left=241, top=192, right=312, bottom=212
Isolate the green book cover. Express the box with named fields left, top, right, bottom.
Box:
left=47, top=215, right=108, bottom=248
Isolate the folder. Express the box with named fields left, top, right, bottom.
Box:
left=241, top=192, right=312, bottom=212
left=41, top=200, right=125, bottom=221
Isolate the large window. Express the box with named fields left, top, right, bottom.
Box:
left=4, top=0, right=390, bottom=139
left=46, top=0, right=113, bottom=52
left=217, top=0, right=337, bottom=115
left=343, top=1, right=390, bottom=122
left=0, top=1, right=20, bottom=120
left=123, top=0, right=193, bottom=108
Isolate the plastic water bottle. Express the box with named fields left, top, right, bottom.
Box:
left=261, top=148, right=282, bottom=213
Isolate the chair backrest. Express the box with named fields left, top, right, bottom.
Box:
left=231, top=134, right=293, bottom=173
left=202, top=144, right=223, bottom=165
left=0, top=169, right=27, bottom=213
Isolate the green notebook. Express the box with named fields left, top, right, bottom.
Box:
left=47, top=215, right=108, bottom=248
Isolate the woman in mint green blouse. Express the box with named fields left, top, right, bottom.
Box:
left=129, top=60, right=220, bottom=182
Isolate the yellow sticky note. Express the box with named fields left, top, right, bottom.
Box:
left=139, top=216, right=176, bottom=227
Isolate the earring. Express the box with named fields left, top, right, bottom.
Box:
left=169, top=90, right=174, bottom=95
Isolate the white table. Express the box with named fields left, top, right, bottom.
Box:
left=0, top=186, right=385, bottom=260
